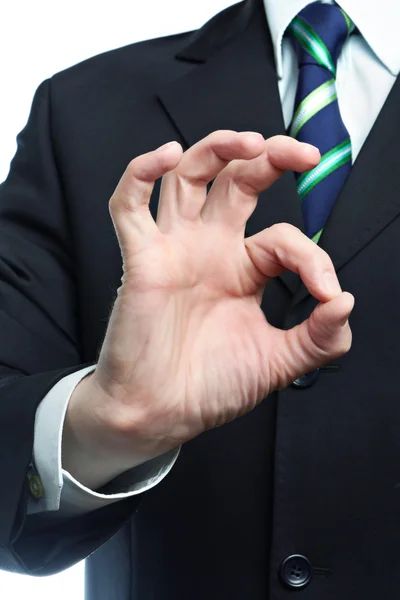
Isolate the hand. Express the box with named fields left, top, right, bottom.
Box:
left=64, top=131, right=354, bottom=484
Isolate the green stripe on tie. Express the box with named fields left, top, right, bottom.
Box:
left=290, top=79, right=337, bottom=138
left=289, top=16, right=336, bottom=75
left=297, top=139, right=352, bottom=199
left=340, top=8, right=353, bottom=35
left=311, top=229, right=323, bottom=244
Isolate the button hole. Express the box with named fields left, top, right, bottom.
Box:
left=313, top=567, right=332, bottom=577
left=320, top=364, right=340, bottom=372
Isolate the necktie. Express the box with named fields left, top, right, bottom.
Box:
left=287, top=2, right=353, bottom=243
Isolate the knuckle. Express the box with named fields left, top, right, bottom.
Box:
left=335, top=338, right=351, bottom=357
left=108, top=194, right=118, bottom=213
left=270, top=222, right=300, bottom=237
left=319, top=248, right=335, bottom=270
left=204, top=129, right=237, bottom=149
left=315, top=242, right=330, bottom=258
left=126, top=158, right=138, bottom=179
left=267, top=134, right=288, bottom=145
left=208, top=129, right=235, bottom=140
left=341, top=331, right=352, bottom=354
left=331, top=329, right=352, bottom=358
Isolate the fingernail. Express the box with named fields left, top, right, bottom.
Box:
left=300, top=142, right=318, bottom=152
left=323, top=271, right=342, bottom=296
left=238, top=131, right=264, bottom=139
left=156, top=141, right=179, bottom=153
left=300, top=142, right=320, bottom=161
left=339, top=293, right=355, bottom=325
left=302, top=149, right=321, bottom=166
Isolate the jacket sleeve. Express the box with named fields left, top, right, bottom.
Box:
left=0, top=79, right=141, bottom=576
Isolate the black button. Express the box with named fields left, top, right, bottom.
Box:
left=291, top=369, right=319, bottom=388
left=280, top=555, right=312, bottom=589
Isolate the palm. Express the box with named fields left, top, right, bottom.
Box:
left=122, top=222, right=271, bottom=432
left=97, top=132, right=353, bottom=451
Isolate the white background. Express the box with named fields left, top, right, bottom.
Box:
left=0, top=1, right=235, bottom=598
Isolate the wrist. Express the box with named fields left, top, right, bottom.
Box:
left=62, top=373, right=137, bottom=489
left=62, top=372, right=168, bottom=490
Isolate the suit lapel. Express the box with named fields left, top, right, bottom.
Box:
left=158, top=0, right=304, bottom=294
left=292, top=74, right=400, bottom=306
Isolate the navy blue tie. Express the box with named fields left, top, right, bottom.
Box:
left=287, top=2, right=353, bottom=242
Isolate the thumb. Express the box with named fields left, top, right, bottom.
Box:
left=280, top=292, right=355, bottom=386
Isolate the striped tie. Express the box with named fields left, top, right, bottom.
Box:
left=288, top=2, right=353, bottom=243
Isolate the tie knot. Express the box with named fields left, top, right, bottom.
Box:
left=288, top=2, right=353, bottom=76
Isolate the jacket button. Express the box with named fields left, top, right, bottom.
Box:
left=291, top=369, right=319, bottom=388
left=279, top=555, right=312, bottom=589
left=28, top=475, right=45, bottom=500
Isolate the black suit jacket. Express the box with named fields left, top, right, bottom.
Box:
left=1, top=0, right=400, bottom=598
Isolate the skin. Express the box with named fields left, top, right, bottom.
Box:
left=62, top=131, right=354, bottom=490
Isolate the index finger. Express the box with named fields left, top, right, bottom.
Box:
left=245, top=222, right=342, bottom=302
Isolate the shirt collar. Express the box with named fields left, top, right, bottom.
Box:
left=263, top=0, right=400, bottom=79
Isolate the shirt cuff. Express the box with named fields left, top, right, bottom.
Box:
left=28, top=365, right=180, bottom=517
left=58, top=447, right=180, bottom=517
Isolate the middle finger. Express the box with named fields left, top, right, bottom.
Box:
left=156, top=130, right=265, bottom=231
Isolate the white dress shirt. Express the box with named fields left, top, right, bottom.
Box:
left=267, top=0, right=399, bottom=159
left=27, top=0, right=400, bottom=517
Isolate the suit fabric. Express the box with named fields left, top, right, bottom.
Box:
left=1, top=0, right=400, bottom=598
